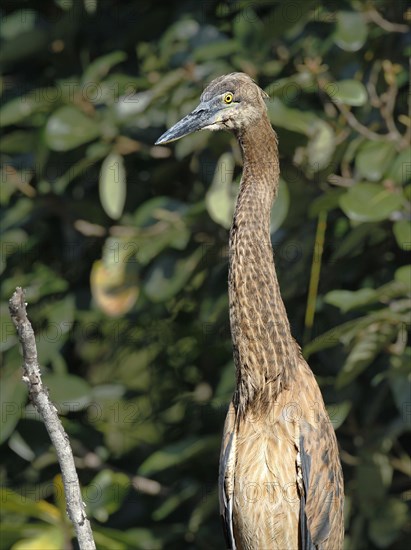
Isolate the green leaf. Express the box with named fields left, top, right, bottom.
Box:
left=387, top=147, right=411, bottom=184
left=265, top=73, right=314, bottom=100
left=309, top=189, right=345, bottom=218
left=45, top=106, right=100, bottom=151
left=11, top=527, right=65, bottom=550
left=270, top=178, right=289, bottom=232
left=0, top=302, right=18, bottom=351
left=233, top=8, right=266, bottom=54
left=9, top=264, right=68, bottom=303
left=393, top=220, right=411, bottom=250
left=82, top=51, right=127, bottom=85
left=303, top=306, right=404, bottom=358
left=144, top=248, right=203, bottom=302
left=325, top=288, right=378, bottom=313
left=340, top=182, right=402, bottom=222
left=0, top=198, right=33, bottom=231
left=355, top=141, right=396, bottom=181
left=139, top=436, right=218, bottom=475
left=83, top=470, right=129, bottom=522
left=356, top=455, right=389, bottom=518
left=394, top=265, right=411, bottom=291
left=0, top=10, right=36, bottom=40
left=153, top=485, right=197, bottom=521
left=41, top=374, right=92, bottom=413
left=0, top=131, right=37, bottom=153
left=259, top=0, right=317, bottom=39
left=307, top=120, right=335, bottom=170
left=53, top=154, right=106, bottom=194
left=369, top=498, right=409, bottom=548
left=0, top=488, right=60, bottom=523
left=137, top=225, right=191, bottom=265
left=92, top=526, right=162, bottom=550
left=0, top=91, right=55, bottom=127
left=215, top=361, right=235, bottom=398
left=137, top=228, right=190, bottom=266
left=331, top=79, right=368, bottom=106
left=8, top=431, right=35, bottom=461
left=174, top=128, right=209, bottom=159
left=99, top=153, right=127, bottom=220
left=87, top=141, right=112, bottom=159
left=389, top=350, right=411, bottom=421
left=188, top=488, right=218, bottom=533
left=0, top=28, right=49, bottom=67
left=192, top=40, right=239, bottom=62
left=336, top=323, right=396, bottom=388
left=268, top=98, right=318, bottom=134
left=335, top=11, right=367, bottom=52
left=48, top=294, right=75, bottom=329
left=90, top=256, right=139, bottom=317
left=331, top=223, right=376, bottom=260
left=0, top=228, right=28, bottom=276
left=326, top=401, right=352, bottom=430
left=35, top=295, right=75, bottom=365
left=0, top=364, right=27, bottom=444
left=129, top=197, right=190, bottom=264
left=134, top=196, right=188, bottom=227
left=205, top=152, right=236, bottom=229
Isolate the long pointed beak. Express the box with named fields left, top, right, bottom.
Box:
left=155, top=102, right=216, bottom=145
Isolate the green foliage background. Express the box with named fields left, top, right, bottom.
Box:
left=1, top=1, right=410, bottom=548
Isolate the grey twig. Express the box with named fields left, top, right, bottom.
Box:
left=8, top=287, right=96, bottom=550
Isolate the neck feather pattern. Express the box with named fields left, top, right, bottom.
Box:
left=229, top=114, right=300, bottom=415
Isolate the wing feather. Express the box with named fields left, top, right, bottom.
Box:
left=299, top=419, right=344, bottom=550
left=219, top=403, right=237, bottom=550
left=299, top=434, right=316, bottom=550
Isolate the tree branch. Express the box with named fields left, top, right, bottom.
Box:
left=8, top=287, right=96, bottom=550
left=335, top=102, right=390, bottom=142
left=365, top=7, right=409, bottom=33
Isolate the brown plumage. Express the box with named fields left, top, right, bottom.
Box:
left=156, top=72, right=344, bottom=550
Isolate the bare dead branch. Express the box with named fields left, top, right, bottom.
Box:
left=8, top=287, right=96, bottom=550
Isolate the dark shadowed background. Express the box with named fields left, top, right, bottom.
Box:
left=1, top=0, right=410, bottom=548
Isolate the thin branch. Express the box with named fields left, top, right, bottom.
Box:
left=340, top=450, right=360, bottom=466
left=334, top=127, right=351, bottom=146
left=367, top=61, right=404, bottom=145
left=327, top=174, right=355, bottom=188
left=2, top=165, right=37, bottom=198
left=320, top=74, right=402, bottom=145
left=335, top=102, right=390, bottom=142
left=8, top=288, right=96, bottom=550
left=75, top=450, right=168, bottom=496
left=366, top=61, right=382, bottom=108
left=380, top=82, right=402, bottom=141
left=365, top=7, right=409, bottom=33
left=131, top=475, right=165, bottom=496
left=303, top=211, right=327, bottom=344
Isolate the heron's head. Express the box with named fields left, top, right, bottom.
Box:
left=155, top=72, right=268, bottom=145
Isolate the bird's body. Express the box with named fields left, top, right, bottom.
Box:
left=156, top=73, right=344, bottom=550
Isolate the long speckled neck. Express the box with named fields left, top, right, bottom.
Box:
left=229, top=113, right=300, bottom=415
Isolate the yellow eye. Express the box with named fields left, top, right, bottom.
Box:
left=224, top=93, right=233, bottom=104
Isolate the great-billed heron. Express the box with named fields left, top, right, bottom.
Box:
left=156, top=72, right=344, bottom=550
